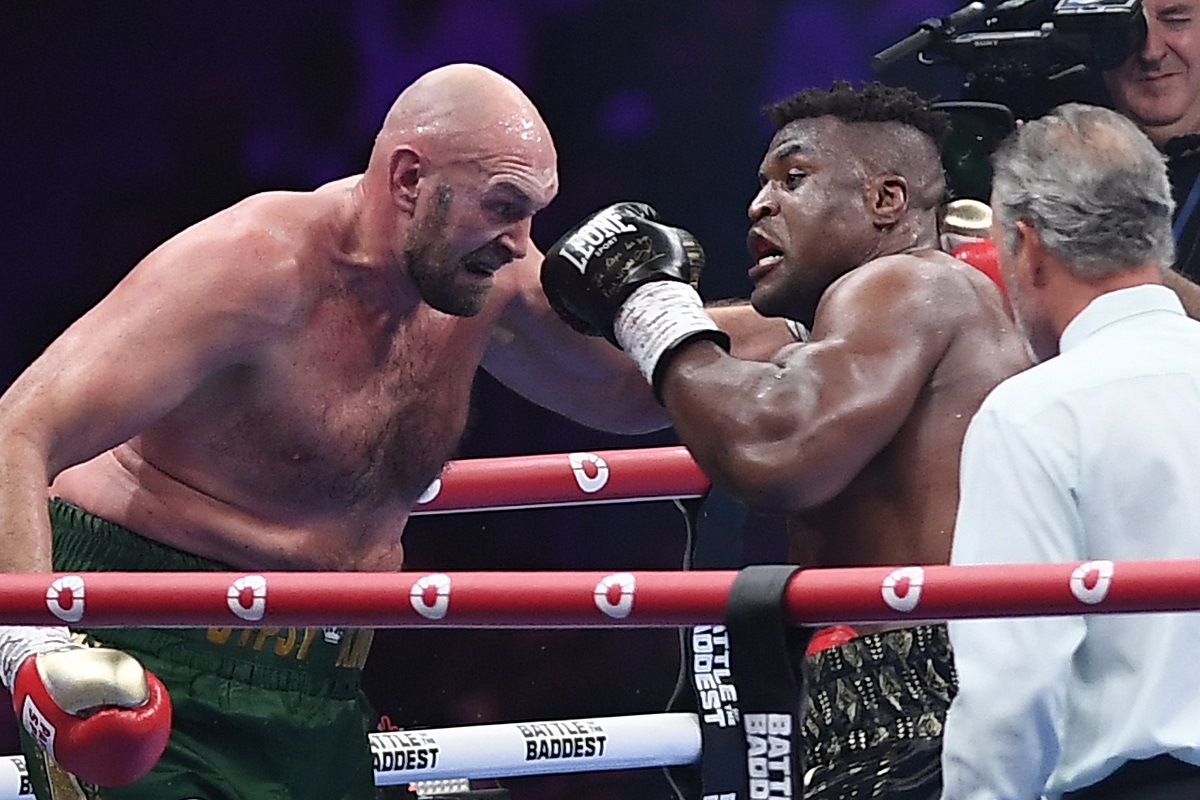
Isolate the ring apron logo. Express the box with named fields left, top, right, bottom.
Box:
left=227, top=575, right=267, bottom=622
left=518, top=720, right=608, bottom=761
left=416, top=477, right=442, bottom=505
left=594, top=572, right=635, bottom=618
left=46, top=575, right=85, bottom=623
left=1070, top=560, right=1114, bottom=605
left=411, top=573, right=451, bottom=620
left=372, top=731, right=440, bottom=772
left=881, top=566, right=925, bottom=613
left=569, top=452, right=609, bottom=494
left=745, top=713, right=793, bottom=799
left=692, top=625, right=738, bottom=727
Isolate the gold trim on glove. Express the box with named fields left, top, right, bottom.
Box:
left=36, top=649, right=149, bottom=714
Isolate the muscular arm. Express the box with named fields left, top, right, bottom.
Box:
left=484, top=247, right=670, bottom=434
left=656, top=256, right=956, bottom=511
left=0, top=216, right=292, bottom=572
left=484, top=251, right=799, bottom=433
left=707, top=301, right=803, bottom=361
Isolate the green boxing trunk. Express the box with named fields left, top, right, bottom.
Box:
left=19, top=499, right=379, bottom=800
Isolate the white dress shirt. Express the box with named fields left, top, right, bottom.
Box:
left=941, top=284, right=1200, bottom=800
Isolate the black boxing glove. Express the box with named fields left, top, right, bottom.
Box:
left=541, top=202, right=707, bottom=341
left=541, top=202, right=730, bottom=395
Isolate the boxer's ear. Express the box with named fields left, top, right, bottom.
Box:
left=389, top=147, right=422, bottom=213
left=869, top=174, right=909, bottom=228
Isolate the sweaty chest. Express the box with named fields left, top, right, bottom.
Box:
left=240, top=309, right=483, bottom=509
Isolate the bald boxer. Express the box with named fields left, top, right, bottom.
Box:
left=541, top=81, right=1032, bottom=799
left=0, top=63, right=789, bottom=799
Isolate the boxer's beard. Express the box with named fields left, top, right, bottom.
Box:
left=405, top=183, right=489, bottom=317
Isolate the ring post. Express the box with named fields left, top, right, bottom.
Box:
left=724, top=565, right=810, bottom=800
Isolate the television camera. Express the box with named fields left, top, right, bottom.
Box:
left=874, top=1, right=1146, bottom=199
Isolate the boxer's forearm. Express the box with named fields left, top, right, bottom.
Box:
left=0, top=432, right=56, bottom=572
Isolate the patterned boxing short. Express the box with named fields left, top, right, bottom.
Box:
left=802, top=624, right=957, bottom=800
left=19, top=498, right=380, bottom=800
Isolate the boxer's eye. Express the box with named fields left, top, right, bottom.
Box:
left=489, top=201, right=521, bottom=222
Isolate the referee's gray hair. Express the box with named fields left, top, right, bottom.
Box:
left=990, top=103, right=1175, bottom=278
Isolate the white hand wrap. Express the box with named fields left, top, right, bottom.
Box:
left=0, top=626, right=75, bottom=690
left=785, top=318, right=810, bottom=342
left=614, top=281, right=724, bottom=387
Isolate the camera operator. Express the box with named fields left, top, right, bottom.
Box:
left=881, top=0, right=1200, bottom=316
left=1103, top=0, right=1200, bottom=315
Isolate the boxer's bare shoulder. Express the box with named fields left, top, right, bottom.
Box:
left=774, top=249, right=1023, bottom=568
left=49, top=185, right=483, bottom=569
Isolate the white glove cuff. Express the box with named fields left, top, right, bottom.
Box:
left=615, top=281, right=724, bottom=388
left=0, top=626, right=75, bottom=690
left=785, top=318, right=810, bottom=342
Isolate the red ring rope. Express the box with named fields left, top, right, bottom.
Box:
left=411, top=446, right=709, bottom=513
left=2, top=559, right=1193, bottom=627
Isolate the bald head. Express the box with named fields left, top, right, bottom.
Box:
left=369, top=64, right=556, bottom=178
left=357, top=65, right=558, bottom=318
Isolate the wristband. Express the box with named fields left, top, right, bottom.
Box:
left=614, top=281, right=729, bottom=395
left=0, top=626, right=75, bottom=690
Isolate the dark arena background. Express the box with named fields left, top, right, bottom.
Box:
left=1, top=3, right=964, bottom=798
